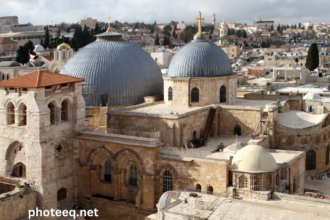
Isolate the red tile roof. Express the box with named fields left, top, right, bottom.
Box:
left=0, top=37, right=17, bottom=44
left=0, top=70, right=84, bottom=88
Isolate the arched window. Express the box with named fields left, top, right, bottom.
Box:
left=155, top=58, right=158, bottom=62
left=57, top=188, right=67, bottom=201
left=195, top=184, right=201, bottom=192
left=62, top=52, right=65, bottom=60
left=129, top=163, right=138, bottom=186
left=259, top=176, right=266, bottom=189
left=1, top=74, right=4, bottom=81
left=220, top=85, right=226, bottom=103
left=12, top=162, right=26, bottom=177
left=48, top=102, right=57, bottom=125
left=7, top=74, right=10, bottom=80
left=309, top=106, right=314, bottom=113
left=191, top=87, right=199, bottom=103
left=207, top=186, right=213, bottom=194
left=239, top=175, right=248, bottom=188
left=104, top=160, right=111, bottom=182
left=162, top=170, right=173, bottom=192
left=234, top=124, right=241, bottom=136
left=18, top=103, right=27, bottom=126
left=326, top=145, right=330, bottom=165
left=306, top=150, right=316, bottom=170
left=61, top=99, right=70, bottom=121
left=7, top=102, right=15, bottom=125
left=168, top=87, right=173, bottom=101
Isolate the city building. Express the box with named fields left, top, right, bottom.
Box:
left=0, top=37, right=17, bottom=54
left=81, top=17, right=97, bottom=29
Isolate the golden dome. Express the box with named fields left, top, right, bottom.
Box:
left=57, top=43, right=71, bottom=50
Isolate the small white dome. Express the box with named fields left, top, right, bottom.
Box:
left=231, top=145, right=277, bottom=172
left=34, top=44, right=44, bottom=52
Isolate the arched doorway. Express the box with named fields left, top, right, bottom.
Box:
left=306, top=150, right=316, bottom=170
left=12, top=162, right=26, bottom=177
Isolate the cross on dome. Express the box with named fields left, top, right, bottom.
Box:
left=106, top=16, right=112, bottom=32
left=195, top=11, right=205, bottom=35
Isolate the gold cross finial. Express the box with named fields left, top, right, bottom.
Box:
left=195, top=10, right=205, bottom=35
left=106, top=16, right=112, bottom=32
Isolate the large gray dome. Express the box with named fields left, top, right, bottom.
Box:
left=168, top=35, right=233, bottom=78
left=60, top=32, right=163, bottom=107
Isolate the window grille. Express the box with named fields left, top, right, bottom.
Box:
left=162, top=170, right=173, bottom=192
left=306, top=150, right=316, bottom=170
left=234, top=124, right=241, bottom=136
left=191, top=87, right=199, bottom=103
left=220, top=86, right=226, bottom=103
left=129, top=163, right=138, bottom=186
left=57, top=188, right=67, bottom=201
left=168, top=87, right=173, bottom=101
left=259, top=176, right=266, bottom=189
left=239, top=176, right=248, bottom=188
left=104, top=160, right=111, bottom=182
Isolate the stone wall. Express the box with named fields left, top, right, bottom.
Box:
left=218, top=106, right=262, bottom=136
left=76, top=132, right=229, bottom=220
left=0, top=187, right=37, bottom=220
left=163, top=75, right=237, bottom=107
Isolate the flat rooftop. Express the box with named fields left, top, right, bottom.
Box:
left=158, top=135, right=302, bottom=164
left=158, top=191, right=330, bottom=220
left=227, top=99, right=275, bottom=108
left=112, top=99, right=275, bottom=117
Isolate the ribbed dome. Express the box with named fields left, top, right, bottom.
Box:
left=231, top=145, right=277, bottom=172
left=167, top=36, right=233, bottom=78
left=60, top=32, right=163, bottom=106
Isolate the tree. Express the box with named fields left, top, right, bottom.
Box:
left=57, top=28, right=61, bottom=37
left=299, top=23, right=301, bottom=29
left=242, top=30, right=247, bottom=38
left=172, top=24, right=177, bottom=38
left=40, top=38, right=43, bottom=46
left=155, top=34, right=160, bottom=45
left=16, top=46, right=29, bottom=64
left=305, top=43, right=319, bottom=71
left=66, top=27, right=71, bottom=33
left=44, top=26, right=50, bottom=48
left=163, top=25, right=172, bottom=36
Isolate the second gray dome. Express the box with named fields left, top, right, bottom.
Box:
left=168, top=37, right=233, bottom=78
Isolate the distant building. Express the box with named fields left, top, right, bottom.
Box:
left=0, top=37, right=18, bottom=53
left=0, top=16, right=43, bottom=33
left=0, top=31, right=45, bottom=47
left=81, top=17, right=97, bottom=29
left=253, top=20, right=274, bottom=28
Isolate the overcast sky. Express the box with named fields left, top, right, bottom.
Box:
left=1, top=0, right=329, bottom=26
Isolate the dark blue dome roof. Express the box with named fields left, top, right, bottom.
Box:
left=60, top=32, right=163, bottom=107
left=168, top=36, right=233, bottom=78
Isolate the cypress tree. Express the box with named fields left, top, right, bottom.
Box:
left=44, top=26, right=50, bottom=48
left=306, top=43, right=319, bottom=71
left=155, top=34, right=160, bottom=45
left=40, top=38, right=43, bottom=46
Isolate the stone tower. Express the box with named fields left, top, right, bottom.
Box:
left=0, top=70, right=85, bottom=215
left=212, top=14, right=216, bottom=29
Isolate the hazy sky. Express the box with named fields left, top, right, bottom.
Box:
left=1, top=0, right=329, bottom=26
